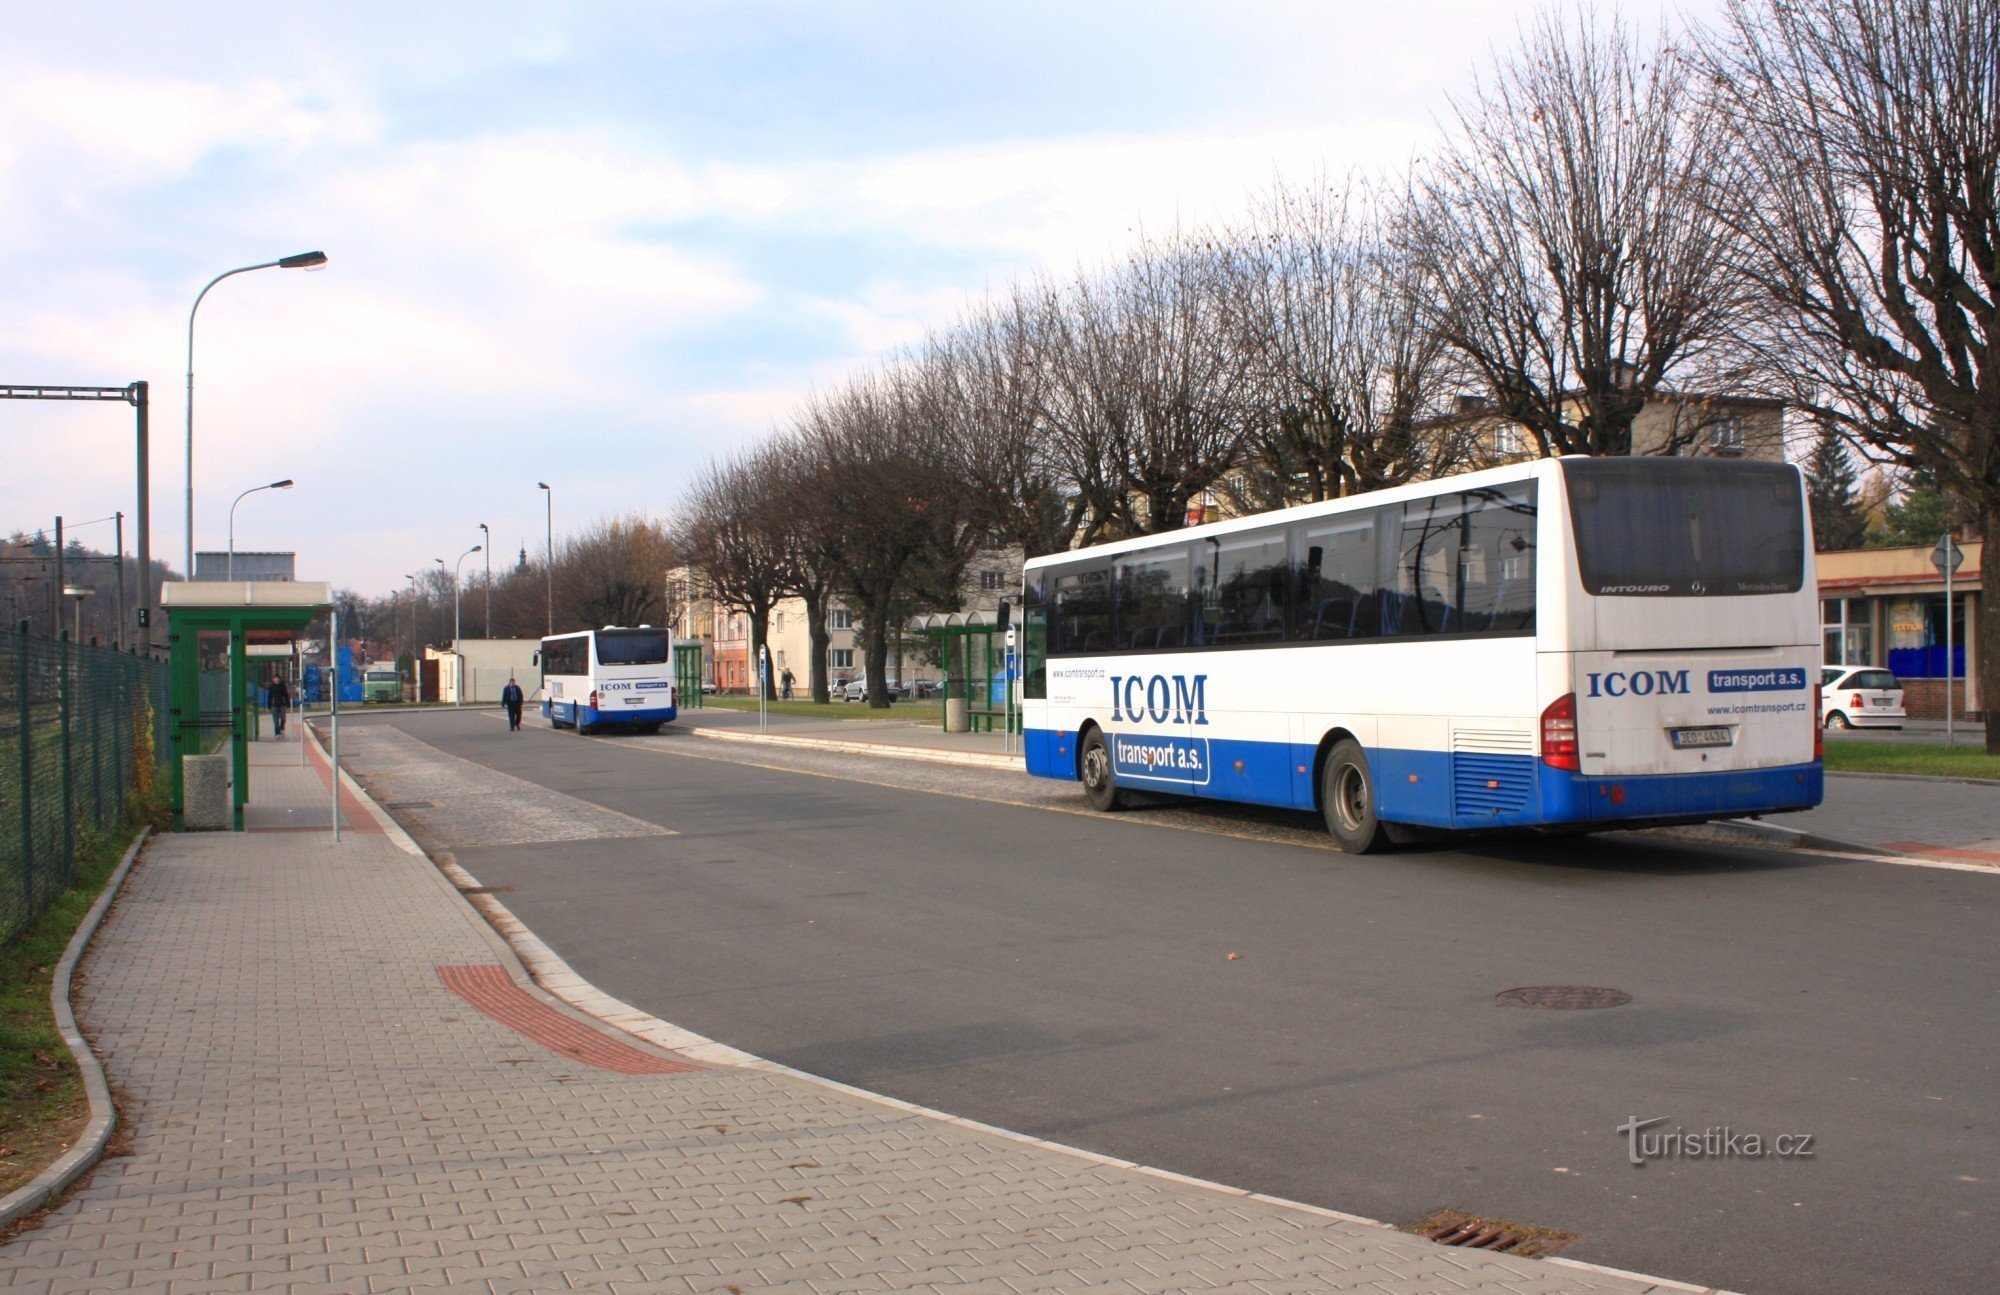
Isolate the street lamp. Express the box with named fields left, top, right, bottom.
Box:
left=452, top=545, right=482, bottom=705
left=185, top=250, right=327, bottom=576
left=63, top=585, right=95, bottom=644
left=537, top=482, right=553, bottom=635
left=226, top=478, right=294, bottom=580
left=478, top=522, right=491, bottom=638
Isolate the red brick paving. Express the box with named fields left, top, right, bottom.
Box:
left=436, top=964, right=699, bottom=1075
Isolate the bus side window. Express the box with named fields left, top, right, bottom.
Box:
left=1459, top=484, right=1537, bottom=633
left=1053, top=566, right=1112, bottom=655
left=1292, top=511, right=1381, bottom=641
left=1115, top=548, right=1191, bottom=652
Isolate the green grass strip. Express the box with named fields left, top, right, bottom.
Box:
left=0, top=809, right=154, bottom=1198
left=1823, top=740, right=2000, bottom=782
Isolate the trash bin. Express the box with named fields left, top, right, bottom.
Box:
left=944, top=696, right=970, bottom=733
left=183, top=753, right=231, bottom=831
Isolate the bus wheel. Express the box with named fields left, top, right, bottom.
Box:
left=1079, top=729, right=1126, bottom=812
left=1322, top=739, right=1388, bottom=854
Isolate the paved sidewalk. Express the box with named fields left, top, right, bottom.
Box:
left=1767, top=771, right=2000, bottom=862
left=0, top=734, right=1691, bottom=1292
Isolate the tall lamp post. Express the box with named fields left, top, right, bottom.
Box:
left=185, top=250, right=326, bottom=576
left=226, top=478, right=294, bottom=579
left=451, top=545, right=482, bottom=706
left=537, top=482, right=553, bottom=634
left=478, top=522, right=491, bottom=637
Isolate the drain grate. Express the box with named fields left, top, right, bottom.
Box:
left=384, top=800, right=437, bottom=810
left=1406, top=1209, right=1577, bottom=1258
left=1495, top=985, right=1631, bottom=1010
left=456, top=884, right=514, bottom=895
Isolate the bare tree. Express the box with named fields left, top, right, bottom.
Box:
left=1707, top=0, right=2000, bottom=749
left=762, top=426, right=844, bottom=703
left=1399, top=9, right=1746, bottom=457
left=1224, top=178, right=1469, bottom=511
left=800, top=366, right=979, bottom=707
left=674, top=451, right=798, bottom=700
left=1036, top=231, right=1257, bottom=542
left=928, top=296, right=1078, bottom=558
left=559, top=514, right=677, bottom=630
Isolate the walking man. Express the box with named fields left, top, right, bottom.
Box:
left=501, top=675, right=525, bottom=732
left=268, top=675, right=291, bottom=738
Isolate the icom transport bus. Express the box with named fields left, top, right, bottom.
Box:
left=537, top=625, right=677, bottom=734
left=1020, top=457, right=1823, bottom=852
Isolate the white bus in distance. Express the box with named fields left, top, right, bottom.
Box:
left=1020, top=456, right=1823, bottom=852
left=537, top=625, right=677, bottom=734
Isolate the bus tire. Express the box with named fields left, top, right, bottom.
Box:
left=1079, top=729, right=1126, bottom=812
left=1322, top=739, right=1389, bottom=854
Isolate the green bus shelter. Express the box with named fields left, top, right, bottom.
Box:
left=910, top=609, right=1018, bottom=734
left=162, top=581, right=329, bottom=830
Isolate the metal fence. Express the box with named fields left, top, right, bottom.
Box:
left=0, top=626, right=170, bottom=946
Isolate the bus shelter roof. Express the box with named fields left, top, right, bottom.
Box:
left=908, top=609, right=1005, bottom=636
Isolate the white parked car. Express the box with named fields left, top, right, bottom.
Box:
left=840, top=678, right=870, bottom=702
left=1820, top=665, right=1905, bottom=730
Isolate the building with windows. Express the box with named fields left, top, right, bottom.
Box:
left=1818, top=539, right=1983, bottom=721
left=671, top=549, right=1025, bottom=695
left=1453, top=390, right=1789, bottom=468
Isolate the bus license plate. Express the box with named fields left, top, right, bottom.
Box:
left=624, top=696, right=645, bottom=705
left=1670, top=726, right=1733, bottom=749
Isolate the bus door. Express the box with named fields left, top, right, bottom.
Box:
left=1106, top=548, right=1203, bottom=795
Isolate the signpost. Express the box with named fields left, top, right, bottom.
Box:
left=1004, top=624, right=1018, bottom=756
left=757, top=644, right=769, bottom=735
left=1931, top=535, right=1965, bottom=746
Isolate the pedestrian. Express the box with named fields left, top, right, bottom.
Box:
left=268, top=675, right=291, bottom=738
left=780, top=667, right=795, bottom=701
left=501, top=675, right=525, bottom=731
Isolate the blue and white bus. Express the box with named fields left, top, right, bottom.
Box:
left=1021, top=457, right=1823, bottom=852
left=538, top=626, right=678, bottom=734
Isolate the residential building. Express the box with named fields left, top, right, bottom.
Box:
left=1454, top=390, right=1789, bottom=468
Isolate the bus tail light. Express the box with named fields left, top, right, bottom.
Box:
left=589, top=688, right=600, bottom=711
left=1813, top=685, right=1823, bottom=761
left=1541, top=693, right=1579, bottom=770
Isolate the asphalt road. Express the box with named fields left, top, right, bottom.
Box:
left=336, top=710, right=1997, bottom=1295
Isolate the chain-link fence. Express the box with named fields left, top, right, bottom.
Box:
left=0, top=626, right=170, bottom=946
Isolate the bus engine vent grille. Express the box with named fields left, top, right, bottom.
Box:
left=1451, top=729, right=1533, bottom=818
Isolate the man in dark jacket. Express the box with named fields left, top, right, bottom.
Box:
left=501, top=676, right=525, bottom=731
left=268, top=676, right=291, bottom=738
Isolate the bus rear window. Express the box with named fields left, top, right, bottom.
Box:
left=1564, top=459, right=1804, bottom=597
left=595, top=629, right=669, bottom=665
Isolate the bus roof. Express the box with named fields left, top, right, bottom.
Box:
left=1022, top=459, right=1562, bottom=571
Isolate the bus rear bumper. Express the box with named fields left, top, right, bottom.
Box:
left=1538, top=760, right=1824, bottom=825
left=544, top=700, right=677, bottom=731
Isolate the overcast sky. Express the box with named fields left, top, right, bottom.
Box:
left=2, top=0, right=1713, bottom=595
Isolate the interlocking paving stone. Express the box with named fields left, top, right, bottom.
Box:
left=0, top=741, right=1663, bottom=1294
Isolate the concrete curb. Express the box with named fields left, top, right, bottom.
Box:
left=0, top=826, right=150, bottom=1231
left=683, top=723, right=1024, bottom=771
left=333, top=723, right=1736, bottom=1294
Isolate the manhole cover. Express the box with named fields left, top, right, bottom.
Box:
left=1406, top=1209, right=1576, bottom=1258
left=1495, top=985, right=1631, bottom=1010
